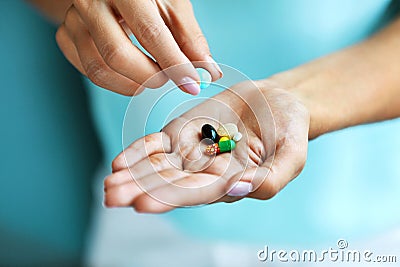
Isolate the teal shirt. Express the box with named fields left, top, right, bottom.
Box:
left=86, top=0, right=400, bottom=246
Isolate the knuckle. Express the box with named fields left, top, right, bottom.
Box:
left=64, top=8, right=74, bottom=29
left=149, top=154, right=166, bottom=168
left=133, top=202, right=148, bottom=213
left=180, top=33, right=208, bottom=54
left=111, top=156, right=125, bottom=172
left=258, top=182, right=280, bottom=200
left=104, top=172, right=123, bottom=188
left=194, top=33, right=208, bottom=49
left=254, top=167, right=280, bottom=200
left=72, top=0, right=89, bottom=11
left=293, top=153, right=307, bottom=177
left=64, top=8, right=75, bottom=28
left=144, top=133, right=159, bottom=144
left=103, top=175, right=114, bottom=189
left=100, top=43, right=129, bottom=69
left=84, top=59, right=108, bottom=86
left=137, top=22, right=165, bottom=47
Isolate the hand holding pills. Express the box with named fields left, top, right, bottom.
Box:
left=105, top=80, right=310, bottom=213
left=203, top=123, right=240, bottom=155
left=56, top=0, right=222, bottom=95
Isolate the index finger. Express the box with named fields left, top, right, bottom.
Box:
left=114, top=0, right=201, bottom=95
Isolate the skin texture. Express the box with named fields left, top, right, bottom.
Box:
left=273, top=17, right=400, bottom=138
left=104, top=17, right=400, bottom=213
left=26, top=1, right=400, bottom=212
left=106, top=82, right=309, bottom=212
left=28, top=0, right=223, bottom=95
left=56, top=0, right=222, bottom=95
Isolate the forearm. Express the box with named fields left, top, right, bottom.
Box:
left=271, top=17, right=400, bottom=139
left=27, top=0, right=72, bottom=24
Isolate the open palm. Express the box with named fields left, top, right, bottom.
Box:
left=105, top=80, right=310, bottom=213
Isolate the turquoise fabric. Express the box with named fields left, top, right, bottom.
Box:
left=0, top=1, right=101, bottom=265
left=86, top=0, right=400, bottom=247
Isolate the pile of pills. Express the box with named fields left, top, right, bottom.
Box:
left=201, top=123, right=242, bottom=155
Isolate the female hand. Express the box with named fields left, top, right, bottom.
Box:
left=104, top=80, right=310, bottom=213
left=56, top=0, right=222, bottom=95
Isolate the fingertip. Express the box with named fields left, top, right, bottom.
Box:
left=205, top=55, right=223, bottom=81
left=111, top=154, right=126, bottom=173
left=134, top=196, right=174, bottom=213
left=192, top=56, right=223, bottom=83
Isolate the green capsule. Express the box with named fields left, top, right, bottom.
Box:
left=218, top=139, right=236, bottom=153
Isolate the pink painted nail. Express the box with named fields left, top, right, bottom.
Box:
left=178, top=77, right=201, bottom=95
left=227, top=181, right=253, bottom=197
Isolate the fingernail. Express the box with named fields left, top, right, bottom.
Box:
left=227, top=181, right=253, bottom=197
left=178, top=77, right=201, bottom=95
left=206, top=55, right=223, bottom=78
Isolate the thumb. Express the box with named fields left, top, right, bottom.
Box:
left=224, top=147, right=307, bottom=200
left=161, top=0, right=223, bottom=81
left=224, top=167, right=280, bottom=200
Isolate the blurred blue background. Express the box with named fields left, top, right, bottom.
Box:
left=0, top=1, right=101, bottom=266
left=1, top=0, right=400, bottom=266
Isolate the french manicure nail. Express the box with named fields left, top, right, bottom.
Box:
left=179, top=76, right=201, bottom=95
left=227, top=181, right=253, bottom=197
left=206, top=55, right=223, bottom=78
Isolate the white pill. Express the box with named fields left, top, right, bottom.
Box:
left=233, top=132, right=242, bottom=142
left=217, top=123, right=238, bottom=138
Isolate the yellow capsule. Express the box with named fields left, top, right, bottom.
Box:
left=219, top=136, right=230, bottom=142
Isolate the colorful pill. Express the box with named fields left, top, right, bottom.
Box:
left=218, top=139, right=236, bottom=153
left=205, top=143, right=220, bottom=155
left=217, top=123, right=238, bottom=138
left=233, top=132, right=242, bottom=142
left=201, top=124, right=219, bottom=142
left=219, top=136, right=230, bottom=142
left=196, top=68, right=212, bottom=89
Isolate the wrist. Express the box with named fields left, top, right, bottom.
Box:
left=265, top=71, right=330, bottom=140
left=261, top=17, right=400, bottom=140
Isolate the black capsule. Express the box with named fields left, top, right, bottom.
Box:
left=201, top=124, right=220, bottom=142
